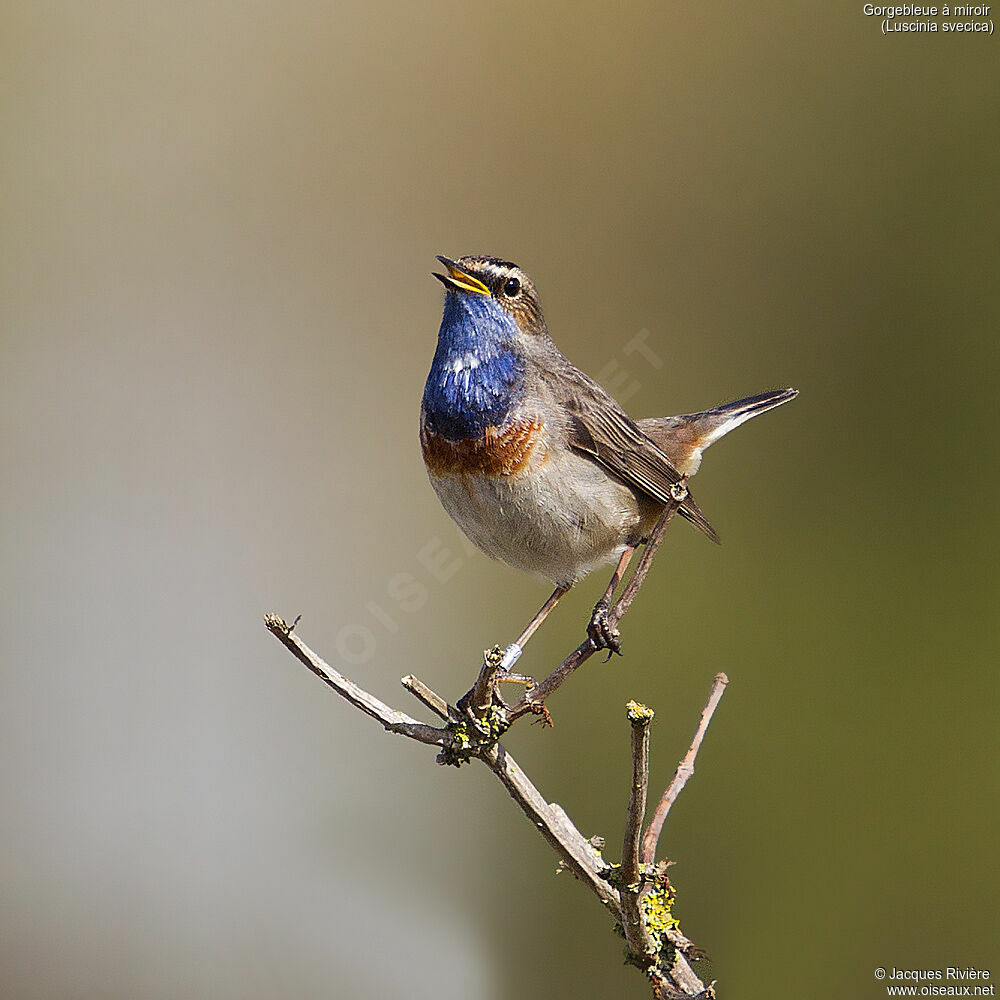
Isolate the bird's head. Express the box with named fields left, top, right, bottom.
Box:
left=433, top=255, right=547, bottom=340
left=423, top=255, right=548, bottom=440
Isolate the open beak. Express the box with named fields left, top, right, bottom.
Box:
left=432, top=256, right=491, bottom=296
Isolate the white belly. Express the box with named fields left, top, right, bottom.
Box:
left=427, top=447, right=641, bottom=585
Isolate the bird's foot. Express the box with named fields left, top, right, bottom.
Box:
left=529, top=702, right=554, bottom=727
left=587, top=602, right=622, bottom=658
left=497, top=670, right=536, bottom=688
left=493, top=643, right=536, bottom=688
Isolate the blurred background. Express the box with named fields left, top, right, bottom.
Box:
left=2, top=3, right=997, bottom=998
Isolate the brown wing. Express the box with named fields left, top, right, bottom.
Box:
left=555, top=367, right=720, bottom=543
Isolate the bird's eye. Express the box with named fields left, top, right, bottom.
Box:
left=502, top=277, right=521, bottom=297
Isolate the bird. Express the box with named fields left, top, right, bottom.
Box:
left=420, top=254, right=796, bottom=670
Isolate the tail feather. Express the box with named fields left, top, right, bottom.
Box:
left=688, top=388, right=800, bottom=446
left=678, top=494, right=721, bottom=545
left=638, top=387, right=798, bottom=477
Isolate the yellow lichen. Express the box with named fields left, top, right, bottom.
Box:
left=641, top=884, right=679, bottom=959
left=626, top=700, right=655, bottom=723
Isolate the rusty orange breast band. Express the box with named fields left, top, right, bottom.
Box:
left=421, top=417, right=547, bottom=477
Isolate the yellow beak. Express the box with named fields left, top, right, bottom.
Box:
left=433, top=256, right=491, bottom=296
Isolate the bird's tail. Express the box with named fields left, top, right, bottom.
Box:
left=638, top=387, right=798, bottom=478
left=677, top=494, right=721, bottom=545
left=689, top=387, right=799, bottom=445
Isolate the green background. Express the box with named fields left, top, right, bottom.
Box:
left=2, top=3, right=997, bottom=998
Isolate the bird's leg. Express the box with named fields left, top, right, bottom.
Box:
left=588, top=545, right=636, bottom=656
left=497, top=583, right=572, bottom=680
left=515, top=583, right=573, bottom=647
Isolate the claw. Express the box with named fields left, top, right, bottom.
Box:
left=587, top=603, right=622, bottom=656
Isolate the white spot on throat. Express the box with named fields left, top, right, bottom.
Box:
left=449, top=352, right=480, bottom=373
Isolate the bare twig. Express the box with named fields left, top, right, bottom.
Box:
left=459, top=645, right=506, bottom=723
left=641, top=672, right=729, bottom=865
left=264, top=617, right=621, bottom=916
left=662, top=925, right=705, bottom=960
left=401, top=673, right=454, bottom=722
left=482, top=744, right=622, bottom=917
left=621, top=702, right=657, bottom=962
left=652, top=969, right=716, bottom=1000
left=266, top=533, right=719, bottom=1000
left=506, top=638, right=591, bottom=722
left=507, top=498, right=682, bottom=722
left=264, top=614, right=448, bottom=747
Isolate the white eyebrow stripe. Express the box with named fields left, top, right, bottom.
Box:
left=477, top=262, right=508, bottom=280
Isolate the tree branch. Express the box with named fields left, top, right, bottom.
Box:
left=482, top=743, right=622, bottom=917
left=641, top=672, right=729, bottom=866
left=264, top=614, right=448, bottom=747
left=401, top=673, right=455, bottom=722
left=265, top=500, right=725, bottom=998
left=264, top=617, right=621, bottom=912
left=459, top=644, right=507, bottom=725
left=621, top=702, right=657, bottom=962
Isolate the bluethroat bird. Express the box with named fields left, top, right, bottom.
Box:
left=421, top=255, right=797, bottom=670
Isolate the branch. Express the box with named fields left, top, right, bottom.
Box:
left=621, top=702, right=656, bottom=961
left=641, top=672, right=729, bottom=865
left=264, top=615, right=448, bottom=747
left=264, top=617, right=621, bottom=915
left=458, top=644, right=506, bottom=725
left=401, top=673, right=455, bottom=722
left=482, top=744, right=621, bottom=917
left=265, top=508, right=720, bottom=1000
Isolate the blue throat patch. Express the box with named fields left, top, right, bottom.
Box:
left=423, top=292, right=525, bottom=441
